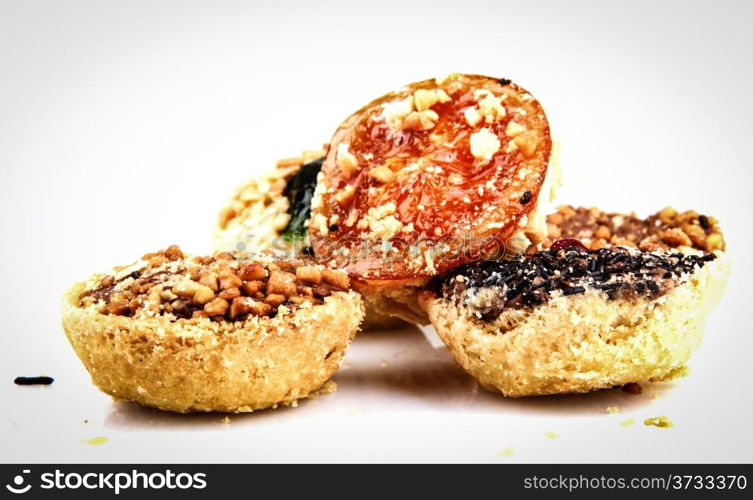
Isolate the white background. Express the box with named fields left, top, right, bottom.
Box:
left=1, top=0, right=752, bottom=463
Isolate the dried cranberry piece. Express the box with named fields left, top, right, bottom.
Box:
left=550, top=238, right=588, bottom=253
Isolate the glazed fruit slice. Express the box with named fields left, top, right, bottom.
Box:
left=309, top=73, right=552, bottom=280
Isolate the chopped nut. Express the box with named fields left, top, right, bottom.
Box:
left=403, top=110, right=439, bottom=131
left=198, top=272, right=219, bottom=292
left=321, top=269, right=350, bottom=290
left=100, top=276, right=115, bottom=287
left=218, top=287, right=241, bottom=300
left=219, top=272, right=243, bottom=290
left=266, top=270, right=297, bottom=297
left=107, top=292, right=131, bottom=315
left=368, top=165, right=396, bottom=184
left=263, top=294, right=287, bottom=307
left=660, top=228, right=692, bottom=247
left=682, top=223, right=706, bottom=248
left=336, top=143, right=359, bottom=177
left=215, top=252, right=234, bottom=261
left=505, top=121, right=526, bottom=137
left=595, top=225, right=612, bottom=240
left=238, top=262, right=266, bottom=281
left=192, top=284, right=216, bottom=305
left=335, top=185, right=356, bottom=207
left=204, top=297, right=229, bottom=316
left=470, top=128, right=501, bottom=163
left=229, top=297, right=271, bottom=319
left=413, top=88, right=450, bottom=111
left=463, top=107, right=482, bottom=127
left=658, top=206, right=678, bottom=224
left=172, top=278, right=200, bottom=298
left=241, top=280, right=265, bottom=295
left=296, top=266, right=322, bottom=284
left=513, top=131, right=539, bottom=156
left=706, top=233, right=724, bottom=252
left=289, top=295, right=316, bottom=305
left=477, top=92, right=506, bottom=123
left=164, top=245, right=184, bottom=261
left=382, top=95, right=415, bottom=130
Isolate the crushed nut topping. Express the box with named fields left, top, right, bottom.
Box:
left=470, top=127, right=501, bottom=163
left=436, top=243, right=716, bottom=321
left=78, top=246, right=351, bottom=322
left=541, top=206, right=726, bottom=253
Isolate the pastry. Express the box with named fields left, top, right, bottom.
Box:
left=62, top=245, right=363, bottom=413
left=309, top=73, right=556, bottom=323
left=420, top=237, right=728, bottom=396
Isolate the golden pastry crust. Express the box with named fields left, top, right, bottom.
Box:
left=62, top=265, right=363, bottom=413
left=420, top=252, right=729, bottom=397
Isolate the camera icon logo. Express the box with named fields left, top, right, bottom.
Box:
left=5, top=470, right=31, bottom=494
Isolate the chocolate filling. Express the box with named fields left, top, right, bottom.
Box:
left=435, top=245, right=716, bottom=321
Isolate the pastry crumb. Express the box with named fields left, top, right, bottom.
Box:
left=620, top=418, right=635, bottom=427
left=644, top=416, right=674, bottom=428
left=497, top=447, right=515, bottom=458
left=544, top=431, right=559, bottom=440
left=80, top=436, right=109, bottom=446
left=606, top=405, right=620, bottom=414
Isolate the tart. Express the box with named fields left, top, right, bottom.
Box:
left=309, top=73, right=556, bottom=323
left=419, top=241, right=728, bottom=396
left=62, top=245, right=364, bottom=413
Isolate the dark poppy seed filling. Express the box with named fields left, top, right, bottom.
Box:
left=436, top=244, right=716, bottom=321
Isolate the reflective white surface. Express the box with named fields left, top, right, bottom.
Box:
left=1, top=0, right=752, bottom=463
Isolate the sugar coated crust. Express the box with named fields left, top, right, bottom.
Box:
left=419, top=253, right=729, bottom=396
left=62, top=276, right=363, bottom=413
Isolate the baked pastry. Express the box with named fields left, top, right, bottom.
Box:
left=540, top=205, right=725, bottom=253
left=309, top=73, right=557, bottom=323
left=419, top=239, right=728, bottom=396
left=62, top=245, right=364, bottom=413
left=215, top=149, right=326, bottom=254
left=421, top=242, right=728, bottom=396
left=214, top=150, right=405, bottom=330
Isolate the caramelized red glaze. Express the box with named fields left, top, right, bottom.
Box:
left=310, top=74, right=551, bottom=280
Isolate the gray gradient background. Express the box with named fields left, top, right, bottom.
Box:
left=1, top=0, right=752, bottom=463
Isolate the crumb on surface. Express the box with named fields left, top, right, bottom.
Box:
left=607, top=405, right=620, bottom=414
left=80, top=436, right=109, bottom=446
left=544, top=431, right=559, bottom=440
left=644, top=416, right=673, bottom=428
left=497, top=447, right=515, bottom=458
left=620, top=418, right=635, bottom=427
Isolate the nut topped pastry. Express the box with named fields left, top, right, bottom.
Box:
left=540, top=205, right=725, bottom=253
left=419, top=241, right=729, bottom=396
left=63, top=245, right=364, bottom=413
left=309, top=74, right=556, bottom=322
